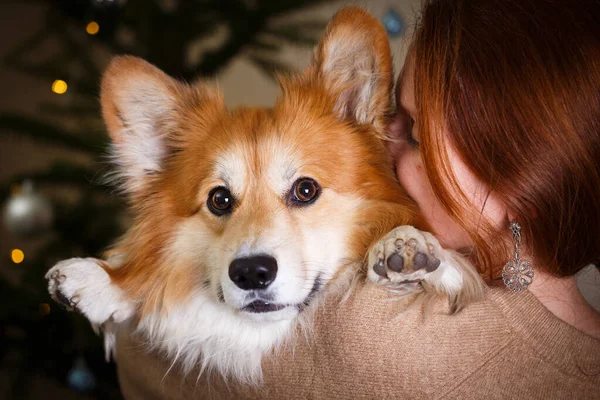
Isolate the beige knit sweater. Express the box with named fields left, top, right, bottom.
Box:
left=115, top=284, right=600, bottom=399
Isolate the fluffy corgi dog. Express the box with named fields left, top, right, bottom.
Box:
left=46, top=7, right=484, bottom=384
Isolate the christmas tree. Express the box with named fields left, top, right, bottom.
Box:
left=0, top=0, right=328, bottom=398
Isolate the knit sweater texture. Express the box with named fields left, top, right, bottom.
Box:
left=115, top=284, right=600, bottom=399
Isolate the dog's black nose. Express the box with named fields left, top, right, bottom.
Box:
left=229, top=255, right=278, bottom=290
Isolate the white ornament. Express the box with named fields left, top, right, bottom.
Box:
left=3, top=180, right=53, bottom=237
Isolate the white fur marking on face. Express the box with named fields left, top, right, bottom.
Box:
left=264, top=137, right=299, bottom=195
left=214, top=148, right=248, bottom=196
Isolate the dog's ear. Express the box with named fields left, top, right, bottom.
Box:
left=101, top=56, right=182, bottom=195
left=310, top=7, right=394, bottom=134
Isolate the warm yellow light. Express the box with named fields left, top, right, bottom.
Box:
left=86, top=21, right=100, bottom=35
left=40, top=303, right=51, bottom=316
left=11, top=249, right=24, bottom=264
left=52, top=80, right=68, bottom=94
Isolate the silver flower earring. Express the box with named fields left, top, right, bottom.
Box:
left=502, top=221, right=534, bottom=292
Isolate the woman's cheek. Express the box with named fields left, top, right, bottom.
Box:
left=395, top=148, right=428, bottom=205
left=395, top=150, right=472, bottom=249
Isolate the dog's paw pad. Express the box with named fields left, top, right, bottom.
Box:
left=373, top=258, right=388, bottom=277
left=367, top=226, right=443, bottom=291
left=386, top=252, right=404, bottom=273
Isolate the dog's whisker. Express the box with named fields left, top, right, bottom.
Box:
left=161, top=346, right=183, bottom=385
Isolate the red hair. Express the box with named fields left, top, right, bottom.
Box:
left=412, top=0, right=600, bottom=278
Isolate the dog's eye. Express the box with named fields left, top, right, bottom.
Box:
left=290, top=178, right=320, bottom=205
left=207, top=187, right=234, bottom=216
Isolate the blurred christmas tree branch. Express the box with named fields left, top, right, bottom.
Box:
left=0, top=115, right=107, bottom=153
left=0, top=160, right=111, bottom=200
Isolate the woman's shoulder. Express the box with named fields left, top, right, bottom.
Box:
left=115, top=284, right=600, bottom=399
left=309, top=284, right=513, bottom=367
left=265, top=284, right=515, bottom=398
left=270, top=284, right=599, bottom=399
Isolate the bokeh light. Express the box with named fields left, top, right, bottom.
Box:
left=40, top=303, right=51, bottom=316
left=51, top=79, right=68, bottom=94
left=11, top=249, right=25, bottom=264
left=86, top=21, right=100, bottom=35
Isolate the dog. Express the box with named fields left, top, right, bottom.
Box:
left=46, top=7, right=484, bottom=384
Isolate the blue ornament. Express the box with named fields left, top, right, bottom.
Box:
left=382, top=8, right=404, bottom=37
left=67, top=357, right=96, bottom=393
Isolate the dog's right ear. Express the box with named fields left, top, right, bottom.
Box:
left=101, top=56, right=181, bottom=195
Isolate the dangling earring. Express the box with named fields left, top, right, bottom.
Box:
left=502, top=221, right=534, bottom=292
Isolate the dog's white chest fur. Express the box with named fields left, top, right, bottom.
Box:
left=138, top=294, right=297, bottom=383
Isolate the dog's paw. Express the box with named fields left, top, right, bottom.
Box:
left=367, top=226, right=485, bottom=311
left=367, top=226, right=447, bottom=292
left=46, top=258, right=134, bottom=325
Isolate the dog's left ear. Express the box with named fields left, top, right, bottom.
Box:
left=310, top=7, right=394, bottom=134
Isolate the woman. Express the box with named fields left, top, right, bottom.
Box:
left=388, top=0, right=600, bottom=334
left=116, top=1, right=599, bottom=398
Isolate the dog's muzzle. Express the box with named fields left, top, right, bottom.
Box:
left=238, top=274, right=323, bottom=314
